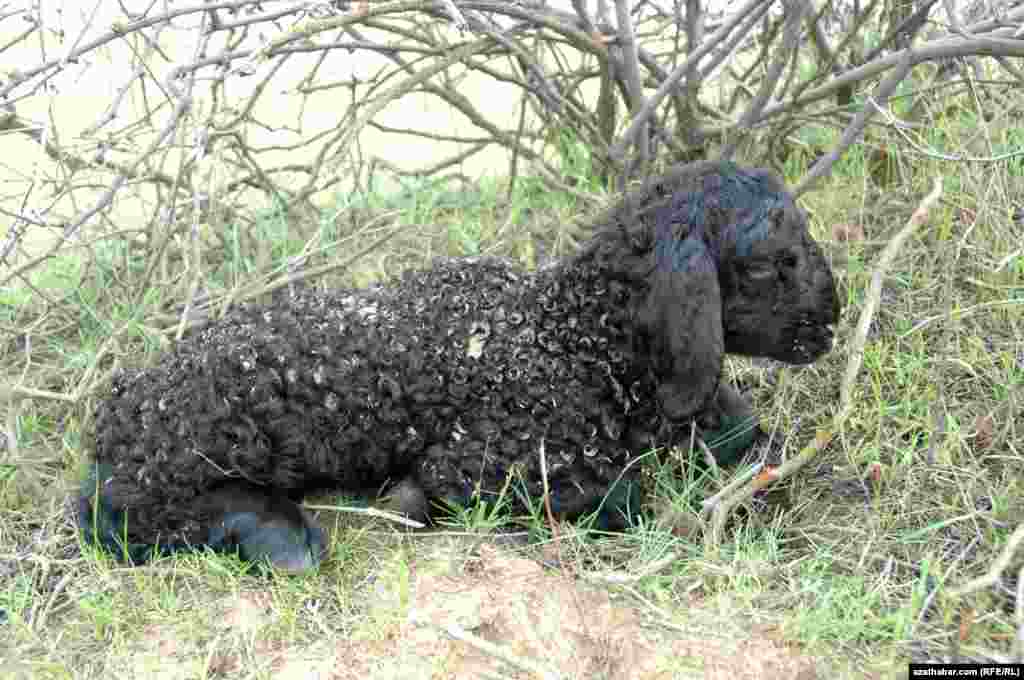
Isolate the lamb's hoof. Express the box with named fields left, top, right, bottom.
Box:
left=592, top=477, right=643, bottom=531
left=78, top=462, right=159, bottom=564
left=702, top=413, right=760, bottom=467
left=702, top=384, right=760, bottom=467
left=202, top=483, right=327, bottom=574
left=376, top=477, right=430, bottom=523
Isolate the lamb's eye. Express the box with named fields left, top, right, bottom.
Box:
left=745, top=262, right=776, bottom=281
left=780, top=253, right=798, bottom=269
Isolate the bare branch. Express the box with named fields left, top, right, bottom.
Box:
left=794, top=50, right=913, bottom=195
left=721, top=0, right=805, bottom=159
left=948, top=523, right=1024, bottom=598
left=610, top=0, right=776, bottom=162
left=614, top=0, right=649, bottom=175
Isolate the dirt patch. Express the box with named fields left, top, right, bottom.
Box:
left=97, top=540, right=822, bottom=679
left=337, top=539, right=821, bottom=679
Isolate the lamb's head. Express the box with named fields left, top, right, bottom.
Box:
left=602, top=161, right=840, bottom=421
left=711, top=168, right=840, bottom=365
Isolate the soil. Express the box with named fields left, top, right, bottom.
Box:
left=105, top=539, right=822, bottom=680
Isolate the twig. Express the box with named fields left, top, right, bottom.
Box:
left=613, top=0, right=774, bottom=162
left=721, top=0, right=805, bottom=160
left=1015, top=563, right=1024, bottom=662
left=0, top=0, right=274, bottom=101
left=795, top=50, right=914, bottom=196
left=924, top=396, right=946, bottom=465
left=176, top=35, right=214, bottom=340
left=537, top=438, right=564, bottom=566
left=901, top=299, right=1024, bottom=337
left=223, top=216, right=404, bottom=313
left=2, top=390, right=20, bottom=462
left=319, top=33, right=501, bottom=173
left=758, top=35, right=1024, bottom=125
left=840, top=176, right=943, bottom=414
left=681, top=0, right=706, bottom=137
left=578, top=551, right=677, bottom=584
left=0, top=384, right=76, bottom=405
left=699, top=463, right=763, bottom=518
left=703, top=176, right=944, bottom=550
left=613, top=0, right=648, bottom=174
left=696, top=435, right=719, bottom=474
left=439, top=0, right=468, bottom=31
left=302, top=503, right=426, bottom=529
left=911, top=535, right=981, bottom=636
left=438, top=622, right=562, bottom=680
left=147, top=218, right=405, bottom=332
left=860, top=0, right=940, bottom=66
left=70, top=318, right=136, bottom=402
left=367, top=529, right=533, bottom=540
left=62, top=91, right=192, bottom=242
left=32, top=572, right=73, bottom=633
left=947, top=523, right=1024, bottom=598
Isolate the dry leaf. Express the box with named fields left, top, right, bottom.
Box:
left=753, top=466, right=780, bottom=490
left=972, top=413, right=995, bottom=450
left=959, top=607, right=975, bottom=642
left=832, top=223, right=865, bottom=243
left=654, top=505, right=703, bottom=539
left=957, top=207, right=977, bottom=224
left=865, top=462, right=883, bottom=486
left=206, top=652, right=240, bottom=678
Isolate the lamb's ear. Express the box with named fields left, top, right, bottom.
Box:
left=641, top=233, right=724, bottom=421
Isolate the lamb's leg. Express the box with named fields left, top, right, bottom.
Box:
left=548, top=471, right=644, bottom=532
left=78, top=462, right=168, bottom=565
left=200, top=482, right=327, bottom=573
left=699, top=382, right=759, bottom=467
left=375, top=477, right=431, bottom=523
left=78, top=463, right=326, bottom=573
left=412, top=444, right=643, bottom=531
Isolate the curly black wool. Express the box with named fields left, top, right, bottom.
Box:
left=81, top=160, right=840, bottom=567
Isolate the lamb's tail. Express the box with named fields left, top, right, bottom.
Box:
left=77, top=462, right=189, bottom=565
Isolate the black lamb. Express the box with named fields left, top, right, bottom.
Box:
left=78, top=160, right=840, bottom=572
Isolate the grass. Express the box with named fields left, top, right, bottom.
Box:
left=1, top=97, right=1023, bottom=678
